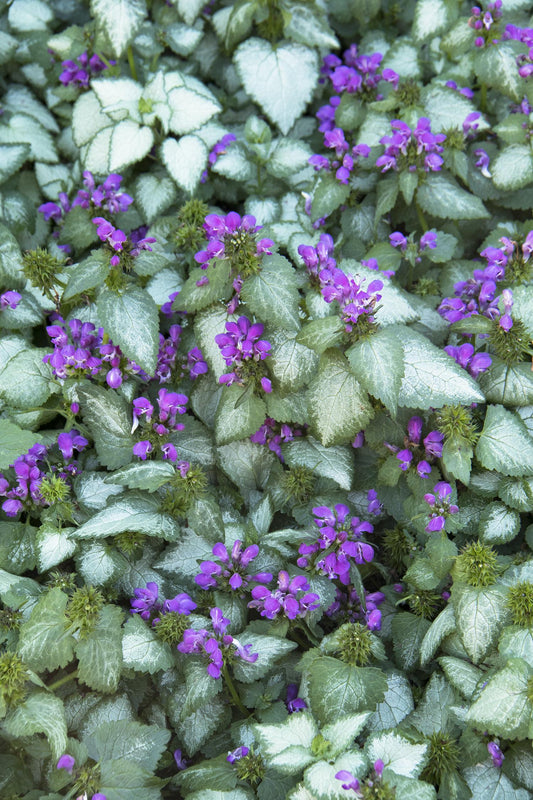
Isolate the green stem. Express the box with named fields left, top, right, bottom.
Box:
left=48, top=670, right=78, bottom=692
left=480, top=83, right=487, bottom=113
left=222, top=665, right=249, bottom=716
left=127, top=45, right=138, bottom=81
left=415, top=202, right=429, bottom=233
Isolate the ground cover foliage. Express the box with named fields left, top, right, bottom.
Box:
left=2, top=0, right=533, bottom=798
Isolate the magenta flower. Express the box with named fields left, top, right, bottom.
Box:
left=57, top=754, right=76, bottom=774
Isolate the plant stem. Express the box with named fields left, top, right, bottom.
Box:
left=222, top=665, right=249, bottom=716
left=415, top=202, right=429, bottom=232
left=127, top=45, right=138, bottom=81
left=48, top=670, right=78, bottom=692
left=480, top=83, right=487, bottom=113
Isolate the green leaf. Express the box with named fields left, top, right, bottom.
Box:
left=499, top=626, right=533, bottom=663
left=453, top=584, right=510, bottom=664
left=283, top=437, right=354, bottom=490
left=135, top=173, right=177, bottom=224
left=269, top=330, right=319, bottom=392
left=385, top=774, right=437, bottom=800
left=121, top=614, right=174, bottom=674
left=346, top=327, right=404, bottom=415
left=366, top=732, right=428, bottom=778
left=17, top=588, right=75, bottom=671
left=78, top=383, right=134, bottom=470
left=0, top=144, right=30, bottom=183
left=104, top=462, right=175, bottom=492
left=307, top=351, right=374, bottom=447
left=375, top=174, right=399, bottom=220
left=82, top=120, right=154, bottom=174
left=217, top=440, right=275, bottom=499
left=267, top=138, right=313, bottom=179
left=76, top=541, right=127, bottom=587
left=98, top=286, right=159, bottom=374
left=76, top=604, right=123, bottom=693
left=0, top=348, right=54, bottom=410
left=311, top=174, right=350, bottom=222
left=466, top=658, right=533, bottom=739
left=398, top=327, right=485, bottom=409
left=417, top=172, right=489, bottom=220
left=59, top=205, right=99, bottom=253
left=475, top=41, right=522, bottom=101
left=36, top=524, right=76, bottom=572
left=3, top=692, right=67, bottom=759
left=480, top=360, right=533, bottom=406
left=399, top=170, right=418, bottom=205
left=174, top=696, right=231, bottom=756
left=438, top=656, right=484, bottom=701
left=254, top=712, right=318, bottom=774
left=90, top=0, right=147, bottom=57
left=234, top=39, right=318, bottom=135
left=154, top=528, right=213, bottom=577
left=85, top=719, right=170, bottom=770
left=173, top=260, right=232, bottom=314
left=74, top=472, right=124, bottom=512
left=0, top=521, right=36, bottom=575
left=442, top=438, right=473, bottom=485
left=307, top=656, right=387, bottom=724
left=409, top=673, right=457, bottom=736
left=464, top=763, right=530, bottom=800
left=98, top=758, right=164, bottom=800
left=367, top=672, right=414, bottom=732
left=412, top=0, right=454, bottom=41
left=304, top=753, right=368, bottom=799
left=391, top=612, right=431, bottom=670
left=161, top=135, right=208, bottom=194
left=478, top=501, right=521, bottom=544
left=296, top=317, right=344, bottom=355
left=232, top=633, right=298, bottom=683
left=476, top=404, right=533, bottom=476
left=62, top=251, right=109, bottom=301
left=214, top=385, right=267, bottom=446
left=0, top=420, right=42, bottom=470
left=241, top=254, right=301, bottom=331
left=492, top=144, right=533, bottom=190
left=74, top=494, right=181, bottom=542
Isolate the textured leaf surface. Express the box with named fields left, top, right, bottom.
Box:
left=3, top=692, right=67, bottom=759
left=234, top=39, right=318, bottom=134
left=17, top=588, right=75, bottom=672
left=91, top=0, right=147, bottom=57
left=466, top=658, right=532, bottom=738
left=241, top=255, right=301, bottom=331
left=98, top=286, right=159, bottom=374
left=73, top=495, right=181, bottom=542
left=85, top=719, right=170, bottom=770
left=476, top=405, right=533, bottom=476
left=161, top=135, right=208, bottom=194
left=78, top=384, right=134, bottom=470
left=214, top=386, right=266, bottom=446
left=417, top=173, right=489, bottom=220
left=254, top=713, right=318, bottom=774
left=307, top=352, right=374, bottom=447
left=347, top=327, right=404, bottom=414
left=492, top=144, right=533, bottom=190
left=76, top=605, right=124, bottom=693
left=284, top=437, right=354, bottom=489
left=366, top=732, right=428, bottom=778
left=307, top=657, right=387, bottom=724
left=454, top=584, right=509, bottom=664
left=122, top=615, right=174, bottom=674
left=398, top=327, right=485, bottom=409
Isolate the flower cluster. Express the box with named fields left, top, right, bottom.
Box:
left=376, top=118, right=446, bottom=173
left=0, top=290, right=21, bottom=310
left=444, top=342, right=492, bottom=378
left=39, top=171, right=132, bottom=225
left=131, top=388, right=188, bottom=462
left=215, top=315, right=272, bottom=393
left=130, top=582, right=196, bottom=621
left=297, top=504, right=375, bottom=584
left=469, top=1, right=503, bottom=47
left=424, top=482, right=459, bottom=532
left=390, top=230, right=437, bottom=254
left=178, top=607, right=258, bottom=679
left=250, top=417, right=304, bottom=460
left=195, top=540, right=272, bottom=591
left=44, top=316, right=148, bottom=387
left=385, top=416, right=443, bottom=478
left=438, top=242, right=509, bottom=323
left=336, top=759, right=385, bottom=797
left=326, top=586, right=385, bottom=631
left=248, top=570, right=320, bottom=620
left=59, top=51, right=110, bottom=87
left=57, top=754, right=106, bottom=799
left=309, top=129, right=370, bottom=184
left=0, top=433, right=87, bottom=517
left=201, top=133, right=236, bottom=183
left=194, top=212, right=274, bottom=278
left=93, top=217, right=156, bottom=268
left=505, top=24, right=533, bottom=77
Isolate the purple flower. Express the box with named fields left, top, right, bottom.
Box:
left=249, top=570, right=320, bottom=620
left=132, top=440, right=152, bottom=460
left=57, top=430, right=88, bottom=460
left=227, top=746, right=249, bottom=763
left=335, top=771, right=360, bottom=792
left=130, top=582, right=160, bottom=619
left=195, top=540, right=270, bottom=592
left=420, top=231, right=437, bottom=250
left=286, top=683, right=307, bottom=713
left=57, top=754, right=75, bottom=774
left=487, top=741, right=504, bottom=767
left=163, top=593, right=197, bottom=615
left=174, top=749, right=188, bottom=770
left=0, top=290, right=22, bottom=310
left=424, top=482, right=458, bottom=532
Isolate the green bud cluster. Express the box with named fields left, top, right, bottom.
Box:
left=154, top=611, right=189, bottom=646
left=337, top=622, right=373, bottom=667
left=436, top=404, right=478, bottom=445
left=235, top=751, right=266, bottom=785
left=421, top=732, right=460, bottom=784
left=0, top=652, right=28, bottom=706
left=65, top=586, right=105, bottom=638
left=489, top=317, right=532, bottom=365
left=174, top=199, right=210, bottom=253
left=281, top=465, right=316, bottom=504
left=455, top=540, right=498, bottom=587
left=507, top=581, right=533, bottom=627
